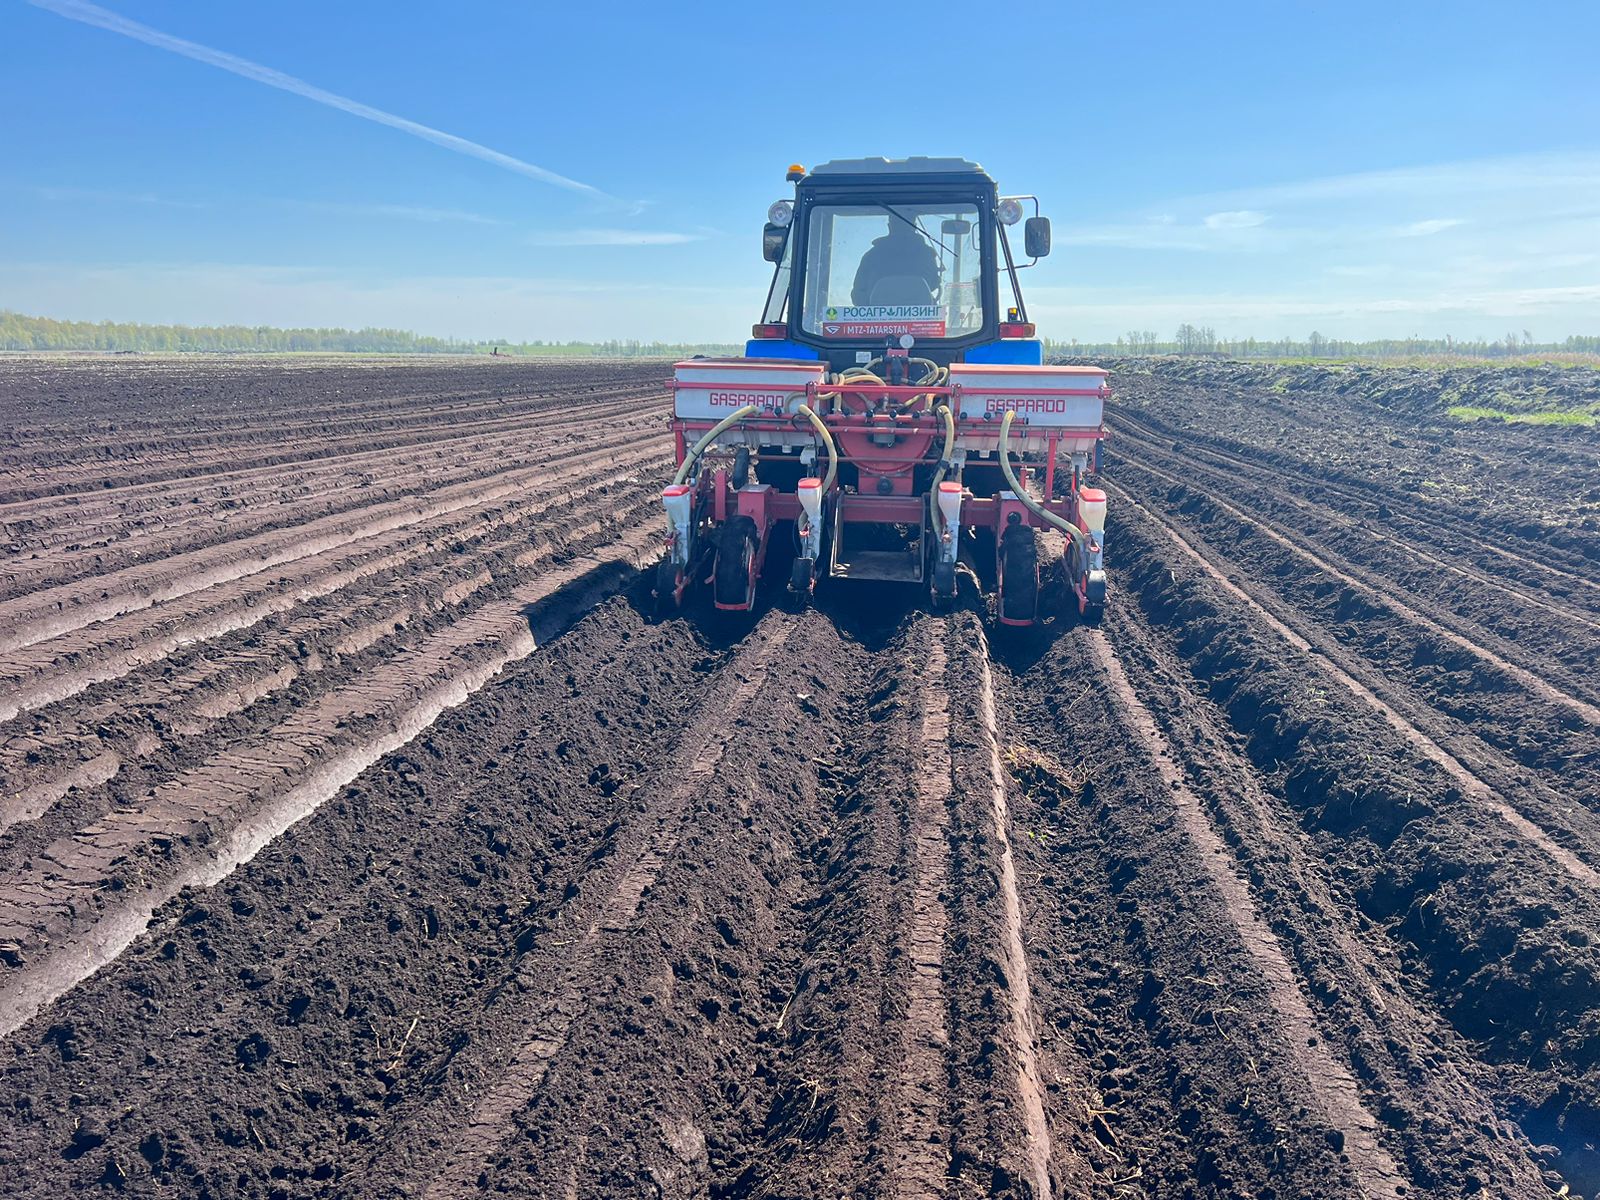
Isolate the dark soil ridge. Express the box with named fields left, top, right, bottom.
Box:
left=1111, top=415, right=1600, bottom=670
left=0, top=597, right=720, bottom=1197
left=0, top=396, right=666, bottom=599
left=1115, top=467, right=1600, bottom=808
left=1104, top=385, right=1600, bottom=570
left=0, top=477, right=665, bottom=873
left=1108, top=497, right=1600, bottom=1191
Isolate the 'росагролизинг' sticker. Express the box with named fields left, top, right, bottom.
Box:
left=819, top=305, right=946, bottom=339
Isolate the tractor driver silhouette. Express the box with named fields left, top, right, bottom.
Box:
left=851, top=218, right=940, bottom=307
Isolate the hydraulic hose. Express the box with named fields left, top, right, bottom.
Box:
left=672, top=404, right=758, bottom=485
left=901, top=362, right=948, bottom=411
left=794, top=403, right=838, bottom=494
left=807, top=369, right=885, bottom=415
left=998, top=409, right=1087, bottom=555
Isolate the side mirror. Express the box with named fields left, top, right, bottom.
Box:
left=941, top=218, right=972, bottom=237
left=1024, top=216, right=1051, bottom=258
left=762, top=223, right=787, bottom=263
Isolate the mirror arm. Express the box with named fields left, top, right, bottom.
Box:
left=997, top=222, right=1029, bottom=323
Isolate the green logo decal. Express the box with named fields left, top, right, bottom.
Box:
left=825, top=307, right=837, bottom=320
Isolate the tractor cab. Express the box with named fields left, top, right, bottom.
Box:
left=749, top=158, right=1053, bottom=371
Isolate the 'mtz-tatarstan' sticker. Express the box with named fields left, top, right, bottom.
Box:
left=819, top=304, right=945, bottom=339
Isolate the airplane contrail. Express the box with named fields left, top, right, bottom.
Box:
left=26, top=0, right=613, bottom=203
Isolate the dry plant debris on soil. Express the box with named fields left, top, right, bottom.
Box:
left=0, top=353, right=1597, bottom=1199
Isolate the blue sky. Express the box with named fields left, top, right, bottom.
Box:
left=3, top=0, right=1597, bottom=343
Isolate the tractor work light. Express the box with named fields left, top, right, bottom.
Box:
left=997, top=197, right=1024, bottom=226
left=767, top=200, right=793, bottom=227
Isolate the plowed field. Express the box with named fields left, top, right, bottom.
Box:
left=2, top=354, right=1596, bottom=1199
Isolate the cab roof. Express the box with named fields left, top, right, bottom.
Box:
left=807, top=156, right=989, bottom=178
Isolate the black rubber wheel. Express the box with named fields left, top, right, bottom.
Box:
left=655, top=558, right=683, bottom=616
left=790, top=556, right=815, bottom=600
left=713, top=517, right=758, bottom=609
left=731, top=446, right=751, bottom=491
left=999, top=525, right=1039, bottom=624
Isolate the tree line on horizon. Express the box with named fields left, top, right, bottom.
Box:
left=1049, top=325, right=1600, bottom=360
left=2, top=310, right=1595, bottom=362
left=0, top=312, right=738, bottom=358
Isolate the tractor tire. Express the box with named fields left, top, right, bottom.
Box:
left=999, top=524, right=1039, bottom=624
left=713, top=517, right=758, bottom=609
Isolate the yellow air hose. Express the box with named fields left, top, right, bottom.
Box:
left=794, top=403, right=839, bottom=494
left=927, top=401, right=956, bottom=539
left=672, top=404, right=758, bottom=485
left=997, top=409, right=1087, bottom=556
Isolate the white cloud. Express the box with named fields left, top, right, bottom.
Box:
left=1396, top=218, right=1465, bottom=237
left=26, top=0, right=617, bottom=203
left=1203, top=210, right=1267, bottom=230
left=525, top=229, right=705, bottom=246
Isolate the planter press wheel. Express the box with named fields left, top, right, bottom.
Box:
left=998, top=523, right=1039, bottom=625
left=655, top=557, right=687, bottom=617
left=1065, top=538, right=1104, bottom=625
left=790, top=556, right=816, bottom=608
left=713, top=516, right=759, bottom=610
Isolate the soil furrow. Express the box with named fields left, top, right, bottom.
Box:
left=1084, top=627, right=1411, bottom=1197
left=418, top=614, right=797, bottom=1197
left=969, top=627, right=1059, bottom=1199
left=0, top=523, right=660, bottom=1038
left=1108, top=481, right=1600, bottom=889
left=0, top=428, right=667, bottom=656
left=1117, top=454, right=1600, bottom=723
